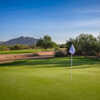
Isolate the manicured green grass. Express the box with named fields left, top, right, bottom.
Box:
left=0, top=57, right=100, bottom=100
left=0, top=49, right=53, bottom=54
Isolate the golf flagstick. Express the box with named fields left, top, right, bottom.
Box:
left=71, top=54, right=72, bottom=68
left=70, top=54, right=72, bottom=80
left=70, top=68, right=72, bottom=80
left=69, top=44, right=75, bottom=80
left=69, top=44, right=75, bottom=68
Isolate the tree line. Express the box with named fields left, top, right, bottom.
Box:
left=0, top=35, right=58, bottom=51
left=66, top=34, right=100, bottom=56
left=0, top=34, right=100, bottom=56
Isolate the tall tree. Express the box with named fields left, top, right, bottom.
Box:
left=66, top=34, right=98, bottom=56
left=36, top=35, right=57, bottom=49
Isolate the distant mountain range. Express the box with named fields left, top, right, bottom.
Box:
left=0, top=36, right=39, bottom=46
left=0, top=41, right=3, bottom=44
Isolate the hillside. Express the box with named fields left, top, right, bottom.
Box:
left=0, top=41, right=4, bottom=44
left=1, top=36, right=39, bottom=46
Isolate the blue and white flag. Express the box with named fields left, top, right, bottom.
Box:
left=69, top=44, right=76, bottom=55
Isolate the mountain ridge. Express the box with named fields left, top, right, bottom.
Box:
left=0, top=36, right=39, bottom=46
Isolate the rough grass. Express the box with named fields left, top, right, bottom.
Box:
left=0, top=56, right=100, bottom=100
left=0, top=49, right=53, bottom=54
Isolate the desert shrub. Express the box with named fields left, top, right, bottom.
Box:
left=9, top=44, right=30, bottom=50
left=30, top=45, right=36, bottom=49
left=59, top=44, right=66, bottom=48
left=0, top=45, right=9, bottom=51
left=66, top=34, right=99, bottom=56
left=55, top=48, right=67, bottom=57
left=33, top=53, right=39, bottom=56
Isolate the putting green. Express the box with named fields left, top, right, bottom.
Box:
left=0, top=57, right=100, bottom=100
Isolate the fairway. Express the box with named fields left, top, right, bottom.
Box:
left=0, top=49, right=53, bottom=54
left=0, top=57, right=100, bottom=100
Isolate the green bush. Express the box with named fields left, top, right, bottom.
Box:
left=0, top=45, right=9, bottom=51
left=36, top=35, right=58, bottom=49
left=66, top=33, right=100, bottom=56
left=9, top=44, right=30, bottom=50
left=55, top=48, right=67, bottom=57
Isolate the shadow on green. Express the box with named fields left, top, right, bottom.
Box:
left=0, top=56, right=100, bottom=69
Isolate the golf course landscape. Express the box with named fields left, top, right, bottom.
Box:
left=1, top=0, right=100, bottom=100
left=0, top=56, right=100, bottom=100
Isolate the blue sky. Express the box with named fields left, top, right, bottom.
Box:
left=0, top=0, right=100, bottom=43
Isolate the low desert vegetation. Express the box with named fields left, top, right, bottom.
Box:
left=66, top=33, right=100, bottom=56
left=55, top=48, right=67, bottom=57
left=0, top=35, right=57, bottom=54
left=0, top=34, right=100, bottom=56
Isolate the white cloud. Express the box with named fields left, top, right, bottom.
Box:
left=72, top=19, right=100, bottom=27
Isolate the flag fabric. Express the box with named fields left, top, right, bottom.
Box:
left=69, top=44, right=76, bottom=55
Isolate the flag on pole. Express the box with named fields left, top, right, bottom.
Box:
left=69, top=44, right=76, bottom=55
left=69, top=44, right=76, bottom=68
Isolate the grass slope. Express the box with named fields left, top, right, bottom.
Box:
left=0, top=57, right=100, bottom=100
